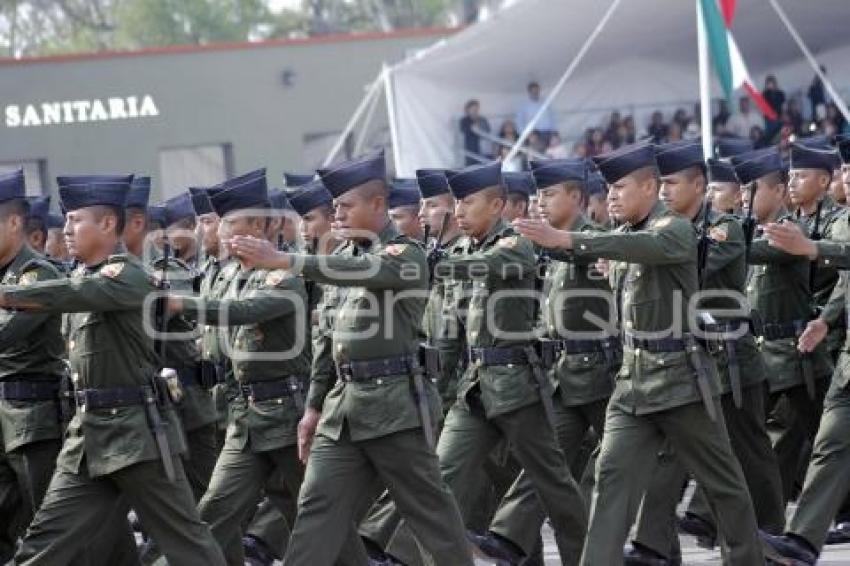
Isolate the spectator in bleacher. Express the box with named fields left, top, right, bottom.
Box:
left=499, top=119, right=519, bottom=145
left=749, top=125, right=765, bottom=148
left=622, top=116, right=637, bottom=145
left=604, top=111, right=622, bottom=143
left=572, top=141, right=588, bottom=158
left=586, top=128, right=606, bottom=157
left=647, top=110, right=668, bottom=143
left=459, top=99, right=491, bottom=165
left=545, top=133, right=569, bottom=159
left=515, top=81, right=557, bottom=145
left=673, top=108, right=690, bottom=132
left=807, top=65, right=827, bottom=120
left=712, top=99, right=731, bottom=134
left=826, top=102, right=846, bottom=134
left=498, top=145, right=523, bottom=173
left=526, top=130, right=547, bottom=156
left=727, top=96, right=762, bottom=138
left=785, top=98, right=804, bottom=136
left=668, top=122, right=683, bottom=142
left=762, top=75, right=785, bottom=140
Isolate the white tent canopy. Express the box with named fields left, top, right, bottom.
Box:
left=384, top=0, right=850, bottom=176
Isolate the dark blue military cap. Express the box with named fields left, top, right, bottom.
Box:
left=287, top=179, right=332, bottom=217
left=163, top=192, right=195, bottom=226
left=502, top=171, right=536, bottom=197
left=210, top=169, right=269, bottom=218
left=57, top=175, right=132, bottom=211
left=715, top=137, right=753, bottom=159
left=731, top=148, right=784, bottom=185
left=529, top=158, right=586, bottom=190
left=148, top=205, right=167, bottom=227
left=188, top=187, right=214, bottom=215
left=283, top=172, right=315, bottom=187
left=317, top=150, right=386, bottom=198
left=706, top=158, right=739, bottom=184
left=797, top=134, right=832, bottom=150
left=655, top=141, right=705, bottom=176
left=268, top=189, right=293, bottom=211
left=0, top=169, right=26, bottom=203
left=592, top=142, right=657, bottom=184
left=585, top=169, right=607, bottom=196
left=447, top=161, right=503, bottom=199
left=47, top=213, right=65, bottom=230
left=127, top=176, right=151, bottom=209
left=789, top=142, right=840, bottom=173
left=836, top=134, right=850, bottom=165
left=388, top=179, right=421, bottom=209
left=26, top=196, right=50, bottom=224
left=415, top=169, right=450, bottom=199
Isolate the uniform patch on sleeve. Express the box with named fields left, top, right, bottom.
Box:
left=18, top=270, right=38, bottom=286
left=497, top=236, right=518, bottom=248
left=264, top=269, right=289, bottom=286
left=99, top=262, right=125, bottom=278
left=709, top=225, right=728, bottom=242
left=384, top=244, right=408, bottom=256
left=650, top=217, right=673, bottom=230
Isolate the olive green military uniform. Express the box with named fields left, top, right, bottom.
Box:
left=778, top=238, right=850, bottom=552
left=6, top=253, right=225, bottom=566
left=631, top=207, right=785, bottom=559
left=748, top=210, right=833, bottom=502
left=150, top=255, right=219, bottom=501
left=282, top=224, right=472, bottom=566
left=0, top=246, right=65, bottom=563
left=431, top=219, right=587, bottom=564
left=574, top=201, right=762, bottom=566
left=485, top=214, right=616, bottom=557
left=185, top=261, right=313, bottom=565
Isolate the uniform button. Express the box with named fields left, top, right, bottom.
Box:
left=625, top=321, right=633, bottom=329
left=110, top=408, right=118, bottom=415
left=579, top=244, right=587, bottom=251
left=583, top=356, right=589, bottom=362
left=337, top=345, right=344, bottom=352
left=69, top=340, right=75, bottom=350
left=277, top=398, right=283, bottom=404
left=507, top=363, right=514, bottom=369
left=549, top=324, right=556, bottom=332
left=376, top=378, right=383, bottom=385
left=545, top=298, right=550, bottom=305
left=72, top=373, right=79, bottom=382
left=471, top=331, right=478, bottom=339
left=825, top=259, right=831, bottom=265
left=657, top=359, right=664, bottom=365
left=746, top=286, right=752, bottom=293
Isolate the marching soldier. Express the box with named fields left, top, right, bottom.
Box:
left=230, top=151, right=473, bottom=566
left=514, top=142, right=763, bottom=565
left=477, top=158, right=617, bottom=563
left=707, top=158, right=743, bottom=216
left=124, top=176, right=153, bottom=260
left=388, top=178, right=424, bottom=242
left=2, top=174, right=225, bottom=566
left=625, top=141, right=783, bottom=564
left=0, top=170, right=66, bottom=563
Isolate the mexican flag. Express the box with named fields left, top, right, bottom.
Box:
left=699, top=0, right=778, bottom=120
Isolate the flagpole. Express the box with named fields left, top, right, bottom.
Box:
left=696, top=0, right=713, bottom=160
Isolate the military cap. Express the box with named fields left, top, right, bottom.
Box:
left=26, top=196, right=50, bottom=224
left=47, top=212, right=65, bottom=230
left=317, top=150, right=386, bottom=198
left=268, top=189, right=293, bottom=211
left=148, top=205, right=167, bottom=227
left=731, top=148, right=784, bottom=185
left=163, top=192, right=195, bottom=226
left=287, top=178, right=333, bottom=217
left=789, top=142, right=840, bottom=173
left=586, top=169, right=607, bottom=196
left=502, top=171, right=536, bottom=196
left=127, top=176, right=151, bottom=209
left=529, top=158, right=586, bottom=190
left=447, top=161, right=503, bottom=199
left=836, top=134, right=850, bottom=165
left=210, top=168, right=269, bottom=218
left=655, top=140, right=705, bottom=176
left=797, top=134, right=832, bottom=150
left=57, top=175, right=132, bottom=211
left=706, top=158, right=739, bottom=184
left=715, top=137, right=753, bottom=159
left=188, top=187, right=214, bottom=215
left=415, top=169, right=451, bottom=199
left=0, top=169, right=26, bottom=203
left=283, top=172, right=315, bottom=187
left=388, top=179, right=421, bottom=209
left=592, top=142, right=657, bottom=184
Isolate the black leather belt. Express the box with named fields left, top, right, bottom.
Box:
left=337, top=356, right=414, bottom=383
left=0, top=379, right=61, bottom=401
left=623, top=333, right=686, bottom=353
left=537, top=338, right=620, bottom=369
left=755, top=320, right=805, bottom=341
left=239, top=378, right=303, bottom=403
left=74, top=387, right=146, bottom=410
left=467, top=346, right=529, bottom=367
left=703, top=320, right=751, bottom=338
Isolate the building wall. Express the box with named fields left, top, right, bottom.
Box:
left=0, top=29, right=452, bottom=202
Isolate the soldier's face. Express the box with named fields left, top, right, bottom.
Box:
left=332, top=191, right=377, bottom=239
left=607, top=174, right=653, bottom=224
left=300, top=207, right=334, bottom=252
left=198, top=213, right=220, bottom=255
left=122, top=211, right=146, bottom=252
left=0, top=211, right=23, bottom=258
left=389, top=206, right=423, bottom=240
left=63, top=209, right=106, bottom=260
left=842, top=164, right=850, bottom=191
left=829, top=170, right=846, bottom=205
left=454, top=190, right=503, bottom=239
left=418, top=195, right=454, bottom=235
left=659, top=172, right=702, bottom=216
left=709, top=183, right=741, bottom=213
left=788, top=168, right=828, bottom=207
left=747, top=179, right=785, bottom=223
left=537, top=185, right=580, bottom=228
left=46, top=228, right=68, bottom=260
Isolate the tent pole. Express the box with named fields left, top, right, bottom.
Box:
left=383, top=63, right=403, bottom=174
left=322, top=69, right=384, bottom=167
left=696, top=0, right=713, bottom=161
left=505, top=0, right=622, bottom=163
left=353, top=74, right=384, bottom=156
left=768, top=0, right=850, bottom=123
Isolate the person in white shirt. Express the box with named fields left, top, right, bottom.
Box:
left=516, top=81, right=557, bottom=144
left=726, top=97, right=763, bottom=138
